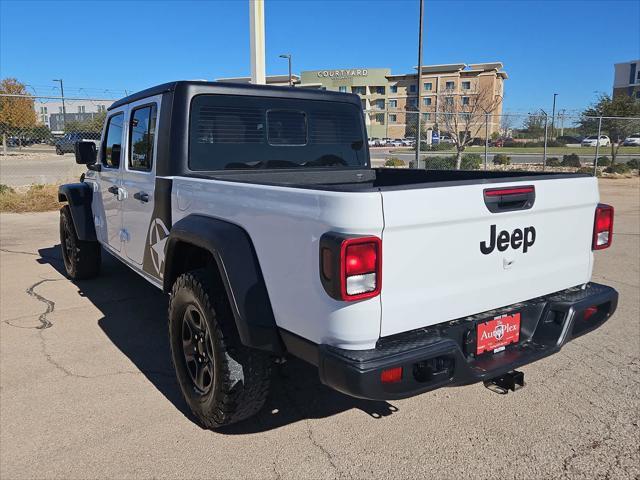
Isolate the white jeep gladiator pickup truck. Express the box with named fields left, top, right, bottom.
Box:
left=59, top=81, right=618, bottom=428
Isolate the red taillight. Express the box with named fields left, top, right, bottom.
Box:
left=340, top=237, right=381, bottom=301
left=593, top=204, right=614, bottom=250
left=380, top=367, right=403, bottom=384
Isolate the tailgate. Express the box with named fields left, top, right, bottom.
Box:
left=379, top=176, right=598, bottom=337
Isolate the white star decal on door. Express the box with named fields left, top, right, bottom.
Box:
left=148, top=218, right=169, bottom=276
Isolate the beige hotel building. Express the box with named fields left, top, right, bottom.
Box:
left=298, top=63, right=508, bottom=139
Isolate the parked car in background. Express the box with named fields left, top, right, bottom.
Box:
left=388, top=138, right=404, bottom=147
left=439, top=134, right=454, bottom=144
left=381, top=137, right=392, bottom=146
left=402, top=137, right=416, bottom=147
left=581, top=135, right=610, bottom=147
left=55, top=132, right=100, bottom=154
left=368, top=138, right=380, bottom=147
left=622, top=133, right=640, bottom=146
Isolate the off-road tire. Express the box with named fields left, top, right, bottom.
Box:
left=168, top=269, right=271, bottom=428
left=59, top=205, right=101, bottom=279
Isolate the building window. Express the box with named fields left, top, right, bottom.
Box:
left=44, top=107, right=47, bottom=114
left=423, top=97, right=432, bottom=106
left=389, top=114, right=397, bottom=123
left=352, top=86, right=366, bottom=95
left=445, top=96, right=454, bottom=106
left=462, top=81, right=471, bottom=90
left=462, top=96, right=470, bottom=105
left=374, top=86, right=385, bottom=95
left=445, top=81, right=455, bottom=90
left=375, top=99, right=385, bottom=110
left=422, top=113, right=431, bottom=121
left=59, top=106, right=63, bottom=113
left=408, top=98, right=417, bottom=108
left=375, top=113, right=385, bottom=124
left=389, top=99, right=397, bottom=108
left=424, top=82, right=432, bottom=91
left=77, top=105, right=85, bottom=113
left=409, top=84, right=416, bottom=93
left=338, top=86, right=347, bottom=93
left=390, top=85, right=398, bottom=93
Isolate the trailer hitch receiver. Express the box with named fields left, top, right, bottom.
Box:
left=484, top=370, right=525, bottom=394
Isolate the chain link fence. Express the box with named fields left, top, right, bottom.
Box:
left=1, top=94, right=111, bottom=187
left=1, top=93, right=639, bottom=187
left=365, top=109, right=640, bottom=175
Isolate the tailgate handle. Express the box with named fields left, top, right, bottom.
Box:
left=484, top=186, right=535, bottom=213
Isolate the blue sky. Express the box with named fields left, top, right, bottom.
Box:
left=1, top=0, right=638, bottom=113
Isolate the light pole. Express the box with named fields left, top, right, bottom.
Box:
left=279, top=54, right=292, bottom=87
left=53, top=79, right=66, bottom=131
left=540, top=109, right=548, bottom=169
left=551, top=93, right=558, bottom=139
left=414, top=0, right=424, bottom=169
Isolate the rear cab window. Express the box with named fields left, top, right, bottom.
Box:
left=129, top=104, right=157, bottom=171
left=189, top=95, right=366, bottom=170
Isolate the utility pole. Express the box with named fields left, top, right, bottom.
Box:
left=279, top=54, right=292, bottom=86
left=550, top=93, right=558, bottom=139
left=541, top=109, right=548, bottom=169
left=558, top=109, right=566, bottom=137
left=53, top=79, right=66, bottom=131
left=414, top=0, right=424, bottom=169
left=249, top=0, right=266, bottom=85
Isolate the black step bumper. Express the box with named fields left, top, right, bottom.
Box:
left=312, top=283, right=618, bottom=400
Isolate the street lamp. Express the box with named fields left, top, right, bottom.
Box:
left=551, top=93, right=558, bottom=139
left=279, top=54, right=292, bottom=87
left=53, top=79, right=66, bottom=131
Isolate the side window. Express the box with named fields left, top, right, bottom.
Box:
left=129, top=104, right=157, bottom=171
left=102, top=113, right=124, bottom=168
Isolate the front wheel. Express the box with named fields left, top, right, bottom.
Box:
left=59, top=205, right=101, bottom=279
left=168, top=269, right=271, bottom=428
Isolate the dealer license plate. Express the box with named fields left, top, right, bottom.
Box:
left=476, top=313, right=521, bottom=355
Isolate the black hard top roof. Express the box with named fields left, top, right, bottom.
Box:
left=108, top=80, right=361, bottom=110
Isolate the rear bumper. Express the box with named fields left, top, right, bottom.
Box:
left=309, top=282, right=618, bottom=400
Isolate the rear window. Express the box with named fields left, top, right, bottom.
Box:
left=189, top=95, right=366, bottom=170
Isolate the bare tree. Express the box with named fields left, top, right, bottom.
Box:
left=499, top=113, right=516, bottom=139
left=436, top=86, right=501, bottom=169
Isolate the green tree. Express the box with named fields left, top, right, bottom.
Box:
left=580, top=94, right=640, bottom=164
left=521, top=111, right=546, bottom=139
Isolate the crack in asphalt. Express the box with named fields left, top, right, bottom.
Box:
left=276, top=368, right=347, bottom=479
left=27, top=279, right=58, bottom=330
left=0, top=247, right=63, bottom=264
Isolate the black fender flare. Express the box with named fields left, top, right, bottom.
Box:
left=58, top=183, right=97, bottom=241
left=164, top=215, right=282, bottom=353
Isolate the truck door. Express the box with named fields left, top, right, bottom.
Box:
left=121, top=98, right=160, bottom=266
left=96, top=109, right=127, bottom=252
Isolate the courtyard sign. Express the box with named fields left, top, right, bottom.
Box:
left=317, top=69, right=369, bottom=78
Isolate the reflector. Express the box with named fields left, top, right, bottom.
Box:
left=381, top=367, right=403, bottom=384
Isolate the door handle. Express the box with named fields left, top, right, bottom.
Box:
left=107, top=186, right=119, bottom=195
left=133, top=191, right=149, bottom=203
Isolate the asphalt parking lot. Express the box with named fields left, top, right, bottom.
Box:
left=1, top=178, right=638, bottom=479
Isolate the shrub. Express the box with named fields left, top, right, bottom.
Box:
left=626, top=158, right=639, bottom=169
left=605, top=163, right=631, bottom=174
left=461, top=153, right=482, bottom=170
left=424, top=156, right=455, bottom=170
left=561, top=153, right=581, bottom=167
left=384, top=157, right=405, bottom=167
left=546, top=139, right=564, bottom=147
left=493, top=153, right=511, bottom=165
left=0, top=184, right=14, bottom=195
left=577, top=167, right=596, bottom=175
left=596, top=156, right=610, bottom=166
left=429, top=142, right=454, bottom=151
left=546, top=157, right=561, bottom=167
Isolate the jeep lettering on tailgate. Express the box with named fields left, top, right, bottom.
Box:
left=480, top=225, right=536, bottom=254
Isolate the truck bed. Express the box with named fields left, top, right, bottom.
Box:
left=186, top=167, right=589, bottom=192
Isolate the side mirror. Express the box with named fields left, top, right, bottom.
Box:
left=75, top=141, right=97, bottom=165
